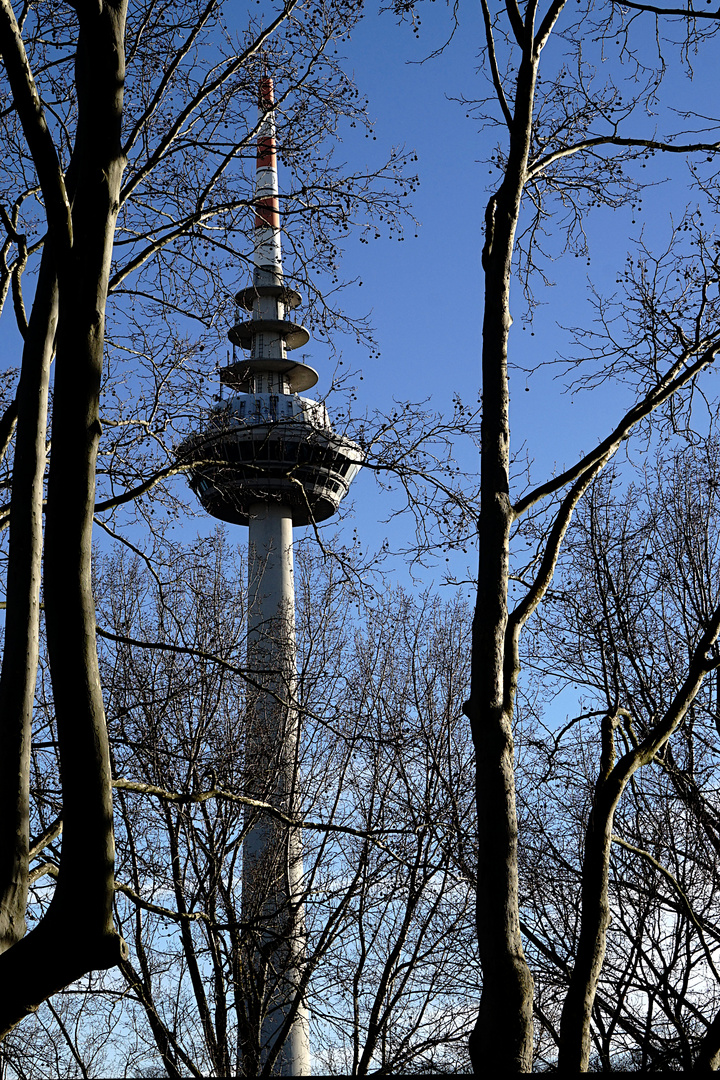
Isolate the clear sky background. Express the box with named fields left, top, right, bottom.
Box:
left=266, top=1, right=720, bottom=597
left=1, top=0, right=717, bottom=600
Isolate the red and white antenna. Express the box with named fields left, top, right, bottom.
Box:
left=225, top=77, right=314, bottom=393
left=254, top=76, right=282, bottom=287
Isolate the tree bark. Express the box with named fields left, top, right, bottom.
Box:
left=42, top=0, right=128, bottom=957
left=0, top=247, right=56, bottom=954
left=693, top=1010, right=720, bottom=1070
left=468, top=38, right=540, bottom=1075
left=558, top=602, right=720, bottom=1071
left=0, top=0, right=129, bottom=1036
left=557, top=713, right=622, bottom=1072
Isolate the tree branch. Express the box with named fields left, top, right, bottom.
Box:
left=0, top=0, right=72, bottom=251
left=504, top=0, right=526, bottom=45
left=510, top=456, right=611, bottom=632
left=617, top=0, right=720, bottom=15
left=514, top=340, right=720, bottom=518
left=112, top=777, right=412, bottom=849
left=527, top=134, right=720, bottom=181
left=481, top=0, right=513, bottom=130
left=534, top=0, right=569, bottom=54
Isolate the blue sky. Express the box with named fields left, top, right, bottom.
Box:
left=298, top=1, right=720, bottom=595
left=1, top=0, right=717, bottom=599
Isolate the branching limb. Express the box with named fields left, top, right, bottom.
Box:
left=96, top=625, right=249, bottom=679
left=93, top=460, right=197, bottom=513
left=28, top=861, right=58, bottom=886
left=510, top=455, right=612, bottom=633
left=115, top=880, right=216, bottom=926
left=514, top=340, right=720, bottom=518
left=618, top=0, right=720, bottom=15
left=504, top=0, right=526, bottom=45
left=480, top=0, right=513, bottom=130
left=528, top=135, right=720, bottom=182
left=0, top=1, right=72, bottom=251
left=28, top=816, right=62, bottom=861
left=112, top=777, right=412, bottom=850
left=534, top=0, right=569, bottom=53
left=611, top=834, right=720, bottom=984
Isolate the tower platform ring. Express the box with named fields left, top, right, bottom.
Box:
left=220, top=358, right=318, bottom=393
left=235, top=285, right=302, bottom=312
left=229, top=319, right=310, bottom=351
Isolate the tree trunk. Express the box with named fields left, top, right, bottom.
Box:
left=0, top=0, right=129, bottom=1036
left=468, top=44, right=540, bottom=1074
left=693, top=1011, right=720, bottom=1070
left=43, top=0, right=128, bottom=959
left=0, top=247, right=56, bottom=954
left=557, top=779, right=618, bottom=1071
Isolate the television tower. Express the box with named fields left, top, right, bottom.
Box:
left=179, top=78, right=361, bottom=1075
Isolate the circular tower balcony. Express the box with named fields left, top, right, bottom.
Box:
left=178, top=392, right=362, bottom=527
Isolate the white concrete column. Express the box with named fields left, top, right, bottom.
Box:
left=247, top=501, right=295, bottom=649
left=243, top=501, right=310, bottom=1077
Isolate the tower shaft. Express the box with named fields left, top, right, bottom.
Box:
left=239, top=78, right=310, bottom=1077
left=243, top=502, right=309, bottom=1076
left=254, top=77, right=283, bottom=297
left=181, top=74, right=362, bottom=1077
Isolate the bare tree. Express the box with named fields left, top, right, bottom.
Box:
left=8, top=534, right=478, bottom=1076
left=0, top=0, right=415, bottom=1037
left=384, top=0, right=720, bottom=1069
left=517, top=434, right=720, bottom=1068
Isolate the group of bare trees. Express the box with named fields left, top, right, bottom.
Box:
left=0, top=0, right=418, bottom=1047
left=4, top=0, right=720, bottom=1073
left=515, top=436, right=720, bottom=1069
left=0, top=536, right=476, bottom=1076
left=450, top=0, right=720, bottom=1068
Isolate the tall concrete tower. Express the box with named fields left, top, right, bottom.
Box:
left=180, top=78, right=361, bottom=1075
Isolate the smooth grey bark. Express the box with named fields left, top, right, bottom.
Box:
left=0, top=247, right=56, bottom=954
left=467, top=5, right=565, bottom=1069
left=0, top=0, right=128, bottom=1037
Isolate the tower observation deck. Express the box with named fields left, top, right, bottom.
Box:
left=180, top=79, right=361, bottom=526
left=179, top=77, right=361, bottom=1077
